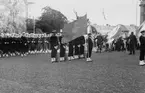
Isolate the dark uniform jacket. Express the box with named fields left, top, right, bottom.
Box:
left=129, top=34, right=137, bottom=45
left=139, top=35, right=145, bottom=49
left=50, top=35, right=59, bottom=49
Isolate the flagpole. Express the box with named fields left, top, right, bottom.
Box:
left=57, top=34, right=60, bottom=62
left=136, top=0, right=138, bottom=26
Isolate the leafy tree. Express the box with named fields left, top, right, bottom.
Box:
left=36, top=6, right=68, bottom=33
left=0, top=0, right=26, bottom=33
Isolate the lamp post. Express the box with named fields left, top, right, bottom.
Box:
left=33, top=16, right=35, bottom=33
left=136, top=0, right=138, bottom=26
left=139, top=0, right=145, bottom=25
left=24, top=0, right=34, bottom=31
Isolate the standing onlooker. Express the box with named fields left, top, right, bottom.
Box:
left=139, top=30, right=145, bottom=66
left=128, top=32, right=137, bottom=55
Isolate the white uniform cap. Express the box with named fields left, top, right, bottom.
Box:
left=60, top=29, right=63, bottom=33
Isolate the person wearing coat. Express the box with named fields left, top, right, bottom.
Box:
left=49, top=30, right=59, bottom=62
left=128, top=32, right=137, bottom=55
left=139, top=30, right=145, bottom=66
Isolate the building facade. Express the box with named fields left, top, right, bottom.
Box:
left=140, top=0, right=145, bottom=24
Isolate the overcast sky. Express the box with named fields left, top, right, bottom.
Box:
left=28, top=0, right=140, bottom=26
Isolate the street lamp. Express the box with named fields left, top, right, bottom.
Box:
left=23, top=0, right=34, bottom=31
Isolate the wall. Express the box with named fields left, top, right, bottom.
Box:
left=140, top=0, right=145, bottom=24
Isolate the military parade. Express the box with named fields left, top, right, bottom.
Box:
left=1, top=0, right=145, bottom=92
left=0, top=33, right=50, bottom=57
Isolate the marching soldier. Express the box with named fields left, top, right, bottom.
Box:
left=64, top=43, right=69, bottom=61
left=86, top=33, right=93, bottom=62
left=0, top=34, right=3, bottom=57
left=60, top=43, right=65, bottom=61
left=21, top=33, right=28, bottom=56
left=50, top=30, right=59, bottom=62
left=79, top=36, right=85, bottom=58
left=84, top=21, right=93, bottom=62
left=74, top=38, right=79, bottom=59
left=68, top=40, right=74, bottom=61
left=57, top=32, right=65, bottom=61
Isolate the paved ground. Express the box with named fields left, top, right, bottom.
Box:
left=0, top=51, right=145, bottom=93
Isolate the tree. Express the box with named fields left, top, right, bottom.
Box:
left=36, top=6, right=68, bottom=33
left=0, top=0, right=26, bottom=33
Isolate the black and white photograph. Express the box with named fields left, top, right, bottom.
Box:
left=0, top=0, right=144, bottom=92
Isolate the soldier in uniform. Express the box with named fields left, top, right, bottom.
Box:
left=58, top=32, right=66, bottom=61
left=86, top=33, right=93, bottom=62
left=79, top=36, right=85, bottom=58
left=84, top=21, right=93, bottom=62
left=43, top=34, right=48, bottom=53
left=74, top=36, right=84, bottom=59
left=21, top=33, right=28, bottom=56
left=139, top=30, right=145, bottom=66
left=3, top=34, right=9, bottom=57
left=74, top=38, right=79, bottom=59
left=0, top=34, right=3, bottom=57
left=68, top=40, right=74, bottom=61
left=30, top=34, right=35, bottom=54
left=37, top=34, right=42, bottom=53
left=0, top=34, right=4, bottom=57
left=50, top=30, right=59, bottom=62
left=60, top=43, right=65, bottom=61
left=64, top=43, right=69, bottom=61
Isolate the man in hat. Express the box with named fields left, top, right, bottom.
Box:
left=139, top=30, right=145, bottom=66
left=86, top=33, right=93, bottom=62
left=84, top=21, right=93, bottom=62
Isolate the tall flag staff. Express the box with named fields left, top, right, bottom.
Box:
left=56, top=31, right=61, bottom=62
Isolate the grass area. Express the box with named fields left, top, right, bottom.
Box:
left=0, top=51, right=144, bottom=93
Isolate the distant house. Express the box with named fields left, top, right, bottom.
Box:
left=92, top=24, right=115, bottom=35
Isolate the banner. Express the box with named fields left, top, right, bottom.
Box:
left=72, top=14, right=87, bottom=39
left=62, top=21, right=75, bottom=43
left=62, top=14, right=88, bottom=42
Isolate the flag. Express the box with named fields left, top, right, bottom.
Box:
left=62, top=21, right=75, bottom=43
left=72, top=14, right=88, bottom=39
left=62, top=14, right=87, bottom=43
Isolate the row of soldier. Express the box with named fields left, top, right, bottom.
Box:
left=0, top=33, right=53, bottom=57
left=50, top=30, right=93, bottom=62
left=0, top=31, right=94, bottom=62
